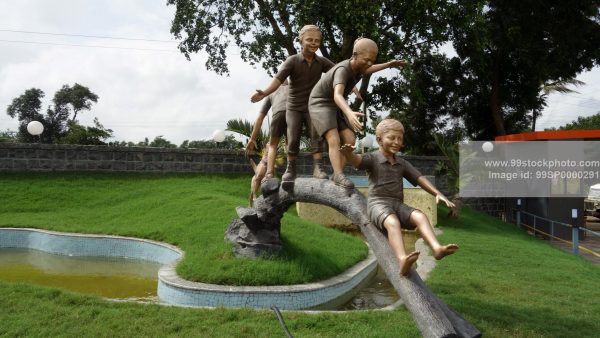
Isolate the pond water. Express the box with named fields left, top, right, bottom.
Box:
left=340, top=266, right=399, bottom=310
left=0, top=245, right=407, bottom=310
left=0, top=248, right=161, bottom=301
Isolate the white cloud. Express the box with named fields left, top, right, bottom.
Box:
left=0, top=1, right=272, bottom=144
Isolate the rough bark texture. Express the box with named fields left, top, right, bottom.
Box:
left=225, top=177, right=481, bottom=338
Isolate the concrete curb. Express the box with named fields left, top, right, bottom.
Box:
left=0, top=228, right=378, bottom=310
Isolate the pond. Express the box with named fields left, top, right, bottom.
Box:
left=0, top=248, right=161, bottom=301
left=0, top=247, right=402, bottom=310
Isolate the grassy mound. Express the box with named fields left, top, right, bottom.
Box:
left=0, top=172, right=367, bottom=285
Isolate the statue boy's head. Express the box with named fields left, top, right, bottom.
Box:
left=351, top=38, right=379, bottom=74
left=375, top=118, right=405, bottom=152
left=299, top=25, right=322, bottom=54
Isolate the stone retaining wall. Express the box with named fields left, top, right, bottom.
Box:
left=1, top=143, right=509, bottom=217
left=0, top=143, right=446, bottom=177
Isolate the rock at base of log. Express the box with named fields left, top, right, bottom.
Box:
left=225, top=218, right=282, bottom=258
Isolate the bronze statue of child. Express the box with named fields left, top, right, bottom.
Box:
left=250, top=25, right=334, bottom=189
left=308, top=38, right=405, bottom=189
left=246, top=81, right=289, bottom=205
left=341, top=118, right=458, bottom=276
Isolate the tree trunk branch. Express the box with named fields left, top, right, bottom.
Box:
left=226, top=178, right=481, bottom=338
left=254, top=0, right=296, bottom=55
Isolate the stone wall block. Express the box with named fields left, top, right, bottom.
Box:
left=66, top=150, right=77, bottom=160
left=114, top=152, right=126, bottom=161
left=88, top=152, right=102, bottom=161
left=52, top=160, right=65, bottom=170
left=54, top=150, right=66, bottom=160
left=77, top=151, right=89, bottom=160
left=26, top=149, right=39, bottom=159
left=113, top=161, right=127, bottom=171
left=74, top=161, right=87, bottom=170
left=0, top=159, right=12, bottom=169
left=97, top=161, right=112, bottom=170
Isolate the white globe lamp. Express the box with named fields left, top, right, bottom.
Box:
left=362, top=136, right=374, bottom=148
left=27, top=121, right=44, bottom=136
left=212, top=129, right=226, bottom=143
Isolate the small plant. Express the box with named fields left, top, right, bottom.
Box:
left=433, top=134, right=461, bottom=217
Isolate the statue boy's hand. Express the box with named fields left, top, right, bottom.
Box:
left=245, top=139, right=257, bottom=155
left=435, top=194, right=456, bottom=209
left=388, top=59, right=408, bottom=68
left=340, top=144, right=356, bottom=155
left=250, top=90, right=266, bottom=103
left=345, top=111, right=365, bottom=132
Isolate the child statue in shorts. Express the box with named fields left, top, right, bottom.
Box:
left=341, top=118, right=459, bottom=276
left=308, top=38, right=405, bottom=189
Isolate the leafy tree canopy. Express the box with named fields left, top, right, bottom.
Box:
left=547, top=112, right=600, bottom=131
left=5, top=84, right=111, bottom=145
left=180, top=135, right=243, bottom=149
left=168, top=0, right=600, bottom=154
left=149, top=135, right=178, bottom=148
left=168, top=0, right=455, bottom=75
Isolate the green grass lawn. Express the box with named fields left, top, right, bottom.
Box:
left=1, top=172, right=600, bottom=337
left=0, top=172, right=367, bottom=285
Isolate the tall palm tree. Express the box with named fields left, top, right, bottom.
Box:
left=532, top=78, right=585, bottom=130
left=225, top=118, right=286, bottom=168
left=226, top=118, right=269, bottom=152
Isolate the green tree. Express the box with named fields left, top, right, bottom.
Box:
left=60, top=119, right=113, bottom=145
left=53, top=83, right=99, bottom=123
left=149, top=135, right=177, bottom=148
left=371, top=53, right=466, bottom=154
left=547, top=112, right=600, bottom=131
left=168, top=0, right=454, bottom=74
left=5, top=85, right=109, bottom=144
left=180, top=135, right=243, bottom=149
left=0, top=130, right=17, bottom=143
left=167, top=0, right=459, bottom=141
left=447, top=1, right=600, bottom=137
left=6, top=88, right=46, bottom=143
left=168, top=1, right=600, bottom=144
left=532, top=79, right=585, bottom=130
left=225, top=118, right=269, bottom=152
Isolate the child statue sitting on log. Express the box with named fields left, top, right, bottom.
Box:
left=341, top=118, right=459, bottom=276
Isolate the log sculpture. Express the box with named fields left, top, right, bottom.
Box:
left=225, top=177, right=481, bottom=338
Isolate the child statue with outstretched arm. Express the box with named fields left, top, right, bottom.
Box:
left=250, top=25, right=333, bottom=189
left=308, top=37, right=405, bottom=189
left=341, top=118, right=459, bottom=276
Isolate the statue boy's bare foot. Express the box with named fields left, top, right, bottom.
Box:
left=433, top=244, right=459, bottom=260
left=399, top=251, right=420, bottom=276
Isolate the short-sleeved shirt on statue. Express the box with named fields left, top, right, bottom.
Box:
left=259, top=85, right=289, bottom=138
left=275, top=54, right=334, bottom=112
left=309, top=59, right=362, bottom=136
left=358, top=152, right=423, bottom=231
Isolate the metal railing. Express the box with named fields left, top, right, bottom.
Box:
left=510, top=208, right=600, bottom=258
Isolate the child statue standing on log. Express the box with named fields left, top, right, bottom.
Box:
left=342, top=118, right=459, bottom=276
left=246, top=81, right=289, bottom=205
left=250, top=25, right=334, bottom=189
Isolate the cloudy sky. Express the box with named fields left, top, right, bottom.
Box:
left=1, top=1, right=599, bottom=145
